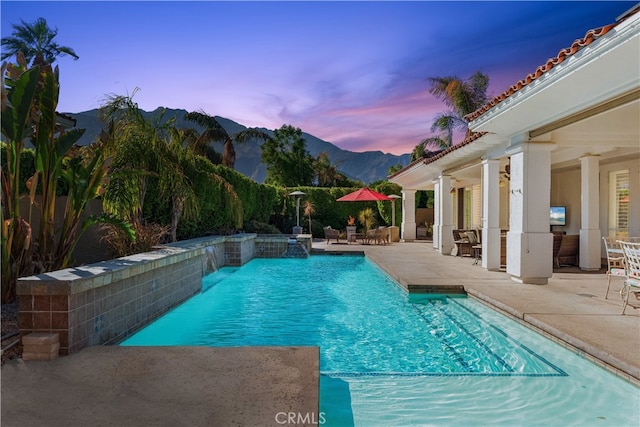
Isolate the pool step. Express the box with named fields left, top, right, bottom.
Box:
left=408, top=284, right=466, bottom=295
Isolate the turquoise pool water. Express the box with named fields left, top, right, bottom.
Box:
left=121, top=255, right=639, bottom=426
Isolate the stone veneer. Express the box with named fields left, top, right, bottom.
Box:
left=16, top=234, right=283, bottom=355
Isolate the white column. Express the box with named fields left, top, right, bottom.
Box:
left=580, top=155, right=601, bottom=270
left=401, top=189, right=417, bottom=241
left=482, top=159, right=501, bottom=270
left=432, top=180, right=440, bottom=249
left=438, top=175, right=455, bottom=255
left=507, top=142, right=554, bottom=284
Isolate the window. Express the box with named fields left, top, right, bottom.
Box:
left=462, top=186, right=482, bottom=229
left=464, top=188, right=472, bottom=228
left=608, top=169, right=629, bottom=239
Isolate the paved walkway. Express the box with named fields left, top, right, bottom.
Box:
left=314, top=239, right=640, bottom=384
left=1, top=346, right=319, bottom=427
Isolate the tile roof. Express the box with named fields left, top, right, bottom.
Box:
left=387, top=132, right=486, bottom=180
left=422, top=131, right=487, bottom=165
left=390, top=6, right=639, bottom=182
left=465, top=7, right=638, bottom=122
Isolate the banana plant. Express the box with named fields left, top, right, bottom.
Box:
left=1, top=56, right=134, bottom=302
left=33, top=62, right=85, bottom=270
left=1, top=56, right=39, bottom=302
left=55, top=141, right=134, bottom=269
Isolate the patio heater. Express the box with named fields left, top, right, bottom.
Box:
left=289, top=190, right=306, bottom=234
left=388, top=194, right=401, bottom=226
left=388, top=194, right=401, bottom=243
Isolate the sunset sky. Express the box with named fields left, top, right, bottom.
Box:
left=1, top=1, right=634, bottom=156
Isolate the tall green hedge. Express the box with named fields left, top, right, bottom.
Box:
left=143, top=156, right=279, bottom=239
left=4, top=142, right=402, bottom=239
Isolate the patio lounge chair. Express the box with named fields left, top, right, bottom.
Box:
left=603, top=237, right=626, bottom=299
left=618, top=240, right=640, bottom=315
left=323, top=226, right=341, bottom=244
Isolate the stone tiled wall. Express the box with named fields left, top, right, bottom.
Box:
left=16, top=233, right=302, bottom=355
left=224, top=234, right=257, bottom=265
left=19, top=255, right=201, bottom=354
left=17, top=237, right=228, bottom=354
left=254, top=236, right=289, bottom=258
left=253, top=235, right=312, bottom=258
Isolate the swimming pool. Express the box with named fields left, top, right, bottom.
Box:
left=121, top=255, right=639, bottom=426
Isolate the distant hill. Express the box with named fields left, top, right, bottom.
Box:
left=66, top=108, right=411, bottom=184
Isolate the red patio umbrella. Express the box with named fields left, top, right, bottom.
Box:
left=337, top=187, right=392, bottom=202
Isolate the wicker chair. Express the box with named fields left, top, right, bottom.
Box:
left=452, top=229, right=478, bottom=257
left=373, top=227, right=390, bottom=245
left=323, top=226, right=341, bottom=244
left=554, top=235, right=579, bottom=267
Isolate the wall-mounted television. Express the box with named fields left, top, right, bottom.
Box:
left=550, top=206, right=566, bottom=226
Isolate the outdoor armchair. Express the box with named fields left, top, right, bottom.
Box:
left=323, top=226, right=341, bottom=244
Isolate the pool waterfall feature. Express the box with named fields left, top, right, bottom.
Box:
left=16, top=233, right=313, bottom=355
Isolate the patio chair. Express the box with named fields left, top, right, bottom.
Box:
left=452, top=230, right=476, bottom=257
left=618, top=240, right=640, bottom=315
left=373, top=226, right=390, bottom=245
left=554, top=234, right=579, bottom=267
left=364, top=228, right=376, bottom=245
left=602, top=237, right=626, bottom=299
left=323, top=226, right=341, bottom=244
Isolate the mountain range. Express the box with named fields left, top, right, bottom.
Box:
left=67, top=108, right=411, bottom=184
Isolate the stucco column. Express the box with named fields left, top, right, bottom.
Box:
left=432, top=179, right=440, bottom=249
left=482, top=159, right=501, bottom=270
left=438, top=175, right=455, bottom=255
left=580, top=155, right=601, bottom=270
left=401, top=189, right=417, bottom=241
left=507, top=142, right=554, bottom=284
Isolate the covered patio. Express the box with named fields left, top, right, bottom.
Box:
left=390, top=6, right=640, bottom=285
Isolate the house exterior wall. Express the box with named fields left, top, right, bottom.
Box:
left=551, top=169, right=581, bottom=235
left=599, top=159, right=640, bottom=239
left=551, top=158, right=639, bottom=261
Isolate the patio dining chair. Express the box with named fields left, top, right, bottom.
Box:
left=602, top=237, right=626, bottom=299
left=617, top=240, right=640, bottom=315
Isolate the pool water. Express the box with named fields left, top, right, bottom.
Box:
left=121, top=256, right=639, bottom=426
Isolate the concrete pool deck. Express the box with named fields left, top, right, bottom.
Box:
left=2, top=239, right=638, bottom=426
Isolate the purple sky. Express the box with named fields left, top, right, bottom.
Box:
left=1, top=1, right=634, bottom=155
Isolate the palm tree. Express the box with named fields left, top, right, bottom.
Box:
left=1, top=17, right=79, bottom=66
left=303, top=200, right=315, bottom=234
left=421, top=71, right=489, bottom=150
left=101, top=92, right=242, bottom=244
left=184, top=111, right=269, bottom=169
left=100, top=90, right=172, bottom=225
left=314, top=152, right=342, bottom=187
left=358, top=207, right=376, bottom=234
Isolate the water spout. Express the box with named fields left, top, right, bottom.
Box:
left=204, top=246, right=218, bottom=274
